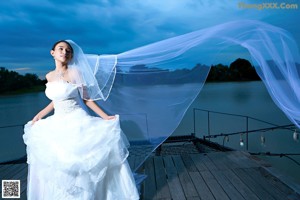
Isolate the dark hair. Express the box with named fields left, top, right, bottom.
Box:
left=51, top=40, right=74, bottom=54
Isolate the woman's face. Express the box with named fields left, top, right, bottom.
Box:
left=51, top=42, right=73, bottom=64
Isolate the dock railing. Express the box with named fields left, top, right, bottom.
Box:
left=192, top=108, right=300, bottom=166
left=193, top=108, right=297, bottom=151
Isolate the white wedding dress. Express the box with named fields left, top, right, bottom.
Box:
left=23, top=80, right=139, bottom=200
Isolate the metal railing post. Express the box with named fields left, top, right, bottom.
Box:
left=208, top=111, right=210, bottom=137
left=246, top=116, right=249, bottom=151
left=193, top=108, right=196, bottom=135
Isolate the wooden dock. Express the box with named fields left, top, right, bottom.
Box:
left=139, top=151, right=300, bottom=200
left=1, top=149, right=300, bottom=199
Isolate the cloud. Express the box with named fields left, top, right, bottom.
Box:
left=11, top=67, right=32, bottom=71
left=0, top=0, right=299, bottom=76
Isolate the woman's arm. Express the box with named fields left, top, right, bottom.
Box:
left=84, top=100, right=115, bottom=120
left=32, top=102, right=54, bottom=124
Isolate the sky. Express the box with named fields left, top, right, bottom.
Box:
left=0, top=0, right=299, bottom=77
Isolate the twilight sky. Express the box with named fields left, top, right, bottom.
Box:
left=0, top=0, right=299, bottom=77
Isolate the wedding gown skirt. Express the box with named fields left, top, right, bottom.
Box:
left=23, top=81, right=139, bottom=200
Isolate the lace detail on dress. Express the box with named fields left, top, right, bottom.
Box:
left=54, top=99, right=81, bottom=115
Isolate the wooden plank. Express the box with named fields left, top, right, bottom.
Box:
left=153, top=156, right=171, bottom=199
left=181, top=155, right=198, bottom=172
left=200, top=170, right=230, bottom=200
left=144, top=157, right=157, bottom=200
left=163, top=156, right=186, bottom=200
left=1, top=164, right=23, bottom=179
left=226, top=151, right=250, bottom=169
left=172, top=155, right=198, bottom=198
left=233, top=168, right=276, bottom=200
left=189, top=171, right=215, bottom=200
left=209, top=170, right=245, bottom=200
left=243, top=168, right=288, bottom=200
left=202, top=154, right=218, bottom=171
left=207, top=152, right=238, bottom=170
left=228, top=151, right=259, bottom=169
left=189, top=154, right=208, bottom=172
left=257, top=167, right=296, bottom=196
left=186, top=197, right=201, bottom=200
left=222, top=169, right=260, bottom=200
left=21, top=168, right=28, bottom=200
left=8, top=164, right=27, bottom=192
left=21, top=194, right=26, bottom=200
left=19, top=164, right=28, bottom=199
left=13, top=164, right=28, bottom=197
left=0, top=164, right=14, bottom=178
left=0, top=164, right=13, bottom=170
left=0, top=164, right=19, bottom=179
left=9, top=164, right=26, bottom=179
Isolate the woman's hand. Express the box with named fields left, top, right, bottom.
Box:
left=31, top=102, right=54, bottom=125
left=31, top=114, right=41, bottom=125
left=84, top=100, right=117, bottom=120
left=104, top=115, right=116, bottom=120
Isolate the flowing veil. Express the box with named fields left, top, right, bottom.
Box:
left=69, top=20, right=300, bottom=172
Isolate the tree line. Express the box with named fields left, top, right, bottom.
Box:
left=207, top=58, right=260, bottom=82
left=0, top=67, right=45, bottom=94
left=116, top=58, right=260, bottom=85
left=0, top=58, right=260, bottom=94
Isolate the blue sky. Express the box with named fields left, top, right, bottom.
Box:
left=0, top=0, right=299, bottom=77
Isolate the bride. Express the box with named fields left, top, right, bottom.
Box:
left=23, top=40, right=139, bottom=200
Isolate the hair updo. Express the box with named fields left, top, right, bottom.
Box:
left=51, top=40, right=74, bottom=55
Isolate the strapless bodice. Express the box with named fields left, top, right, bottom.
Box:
left=45, top=81, right=82, bottom=115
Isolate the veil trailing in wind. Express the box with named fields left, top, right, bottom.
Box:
left=67, top=20, right=300, bottom=172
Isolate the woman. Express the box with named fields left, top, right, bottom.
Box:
left=23, top=40, right=139, bottom=200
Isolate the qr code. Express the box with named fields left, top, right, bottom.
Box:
left=2, top=180, right=20, bottom=198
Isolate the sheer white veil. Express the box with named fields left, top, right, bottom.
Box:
left=66, top=40, right=117, bottom=101
left=66, top=20, right=300, bottom=172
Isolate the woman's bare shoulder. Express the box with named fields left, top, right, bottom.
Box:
left=45, top=71, right=55, bottom=82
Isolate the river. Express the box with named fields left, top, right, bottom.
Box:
left=0, top=81, right=299, bottom=183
